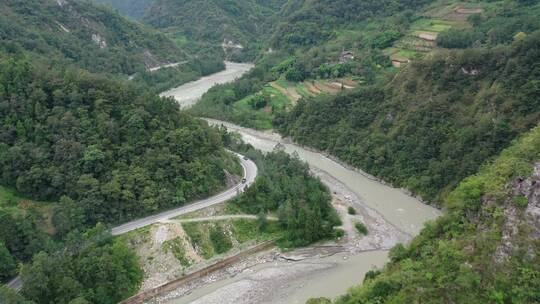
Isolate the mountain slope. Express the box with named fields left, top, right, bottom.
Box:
left=331, top=123, right=540, bottom=303
left=271, top=0, right=433, bottom=50
left=277, top=30, right=540, bottom=203
left=142, top=0, right=288, bottom=60
left=0, top=0, right=187, bottom=75
left=93, top=0, right=154, bottom=20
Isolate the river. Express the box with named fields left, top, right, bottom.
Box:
left=154, top=64, right=440, bottom=304
left=160, top=62, right=254, bottom=108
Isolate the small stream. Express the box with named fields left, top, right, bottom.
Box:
left=155, top=64, right=440, bottom=304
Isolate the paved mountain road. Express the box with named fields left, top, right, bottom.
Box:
left=111, top=153, right=257, bottom=236
left=6, top=152, right=257, bottom=291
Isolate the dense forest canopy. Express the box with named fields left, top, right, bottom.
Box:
left=93, top=0, right=155, bottom=20
left=1, top=0, right=540, bottom=303
left=191, top=0, right=540, bottom=204
left=20, top=224, right=143, bottom=304
left=0, top=57, right=238, bottom=227
left=271, top=0, right=433, bottom=50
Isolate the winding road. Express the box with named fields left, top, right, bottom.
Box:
left=111, top=153, right=257, bottom=236
left=6, top=152, right=258, bottom=291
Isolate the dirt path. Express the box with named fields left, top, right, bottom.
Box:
left=164, top=215, right=278, bottom=224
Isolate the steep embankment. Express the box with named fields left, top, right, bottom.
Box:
left=277, top=29, right=540, bottom=203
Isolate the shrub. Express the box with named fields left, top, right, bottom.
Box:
left=209, top=227, right=232, bottom=254
left=436, top=29, right=479, bottom=48
left=355, top=222, right=368, bottom=235
left=389, top=243, right=408, bottom=263
left=334, top=228, right=345, bottom=238
left=364, top=270, right=382, bottom=282
left=306, top=298, right=331, bottom=304
left=348, top=206, right=357, bottom=215
left=513, top=196, right=529, bottom=208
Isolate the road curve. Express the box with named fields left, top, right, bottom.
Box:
left=6, top=152, right=257, bottom=291
left=111, top=152, right=257, bottom=236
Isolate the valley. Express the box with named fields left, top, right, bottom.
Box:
left=123, top=69, right=439, bottom=303
left=1, top=0, right=539, bottom=303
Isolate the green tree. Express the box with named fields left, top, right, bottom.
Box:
left=0, top=241, right=17, bottom=282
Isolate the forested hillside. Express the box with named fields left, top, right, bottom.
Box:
left=277, top=30, right=540, bottom=203
left=0, top=55, right=239, bottom=225
left=0, top=49, right=240, bottom=299
left=271, top=0, right=432, bottom=50
left=328, top=123, right=540, bottom=304
left=93, top=0, right=154, bottom=20
left=142, top=0, right=288, bottom=60
left=193, top=1, right=540, bottom=202
left=0, top=0, right=185, bottom=75
left=223, top=133, right=341, bottom=248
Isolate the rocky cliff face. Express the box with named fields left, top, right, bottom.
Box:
left=495, top=163, right=540, bottom=263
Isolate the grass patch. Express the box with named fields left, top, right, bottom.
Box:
left=275, top=78, right=291, bottom=88
left=0, top=186, right=21, bottom=208
left=117, top=225, right=151, bottom=243
left=411, top=18, right=456, bottom=32
left=182, top=222, right=214, bottom=259
left=231, top=219, right=260, bottom=242
left=264, top=85, right=289, bottom=109
left=296, top=83, right=311, bottom=98
left=513, top=196, right=529, bottom=208
left=163, top=237, right=192, bottom=266
left=232, top=219, right=282, bottom=243
left=0, top=186, right=56, bottom=234
left=394, top=49, right=422, bottom=59
left=209, top=226, right=233, bottom=254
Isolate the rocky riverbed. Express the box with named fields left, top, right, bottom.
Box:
left=147, top=165, right=414, bottom=304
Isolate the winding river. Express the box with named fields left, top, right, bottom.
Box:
left=160, top=62, right=254, bottom=108
left=155, top=63, right=441, bottom=304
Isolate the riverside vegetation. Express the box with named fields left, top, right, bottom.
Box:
left=222, top=130, right=342, bottom=248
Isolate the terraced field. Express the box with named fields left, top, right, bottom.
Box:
left=226, top=78, right=358, bottom=129
left=386, top=2, right=484, bottom=66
